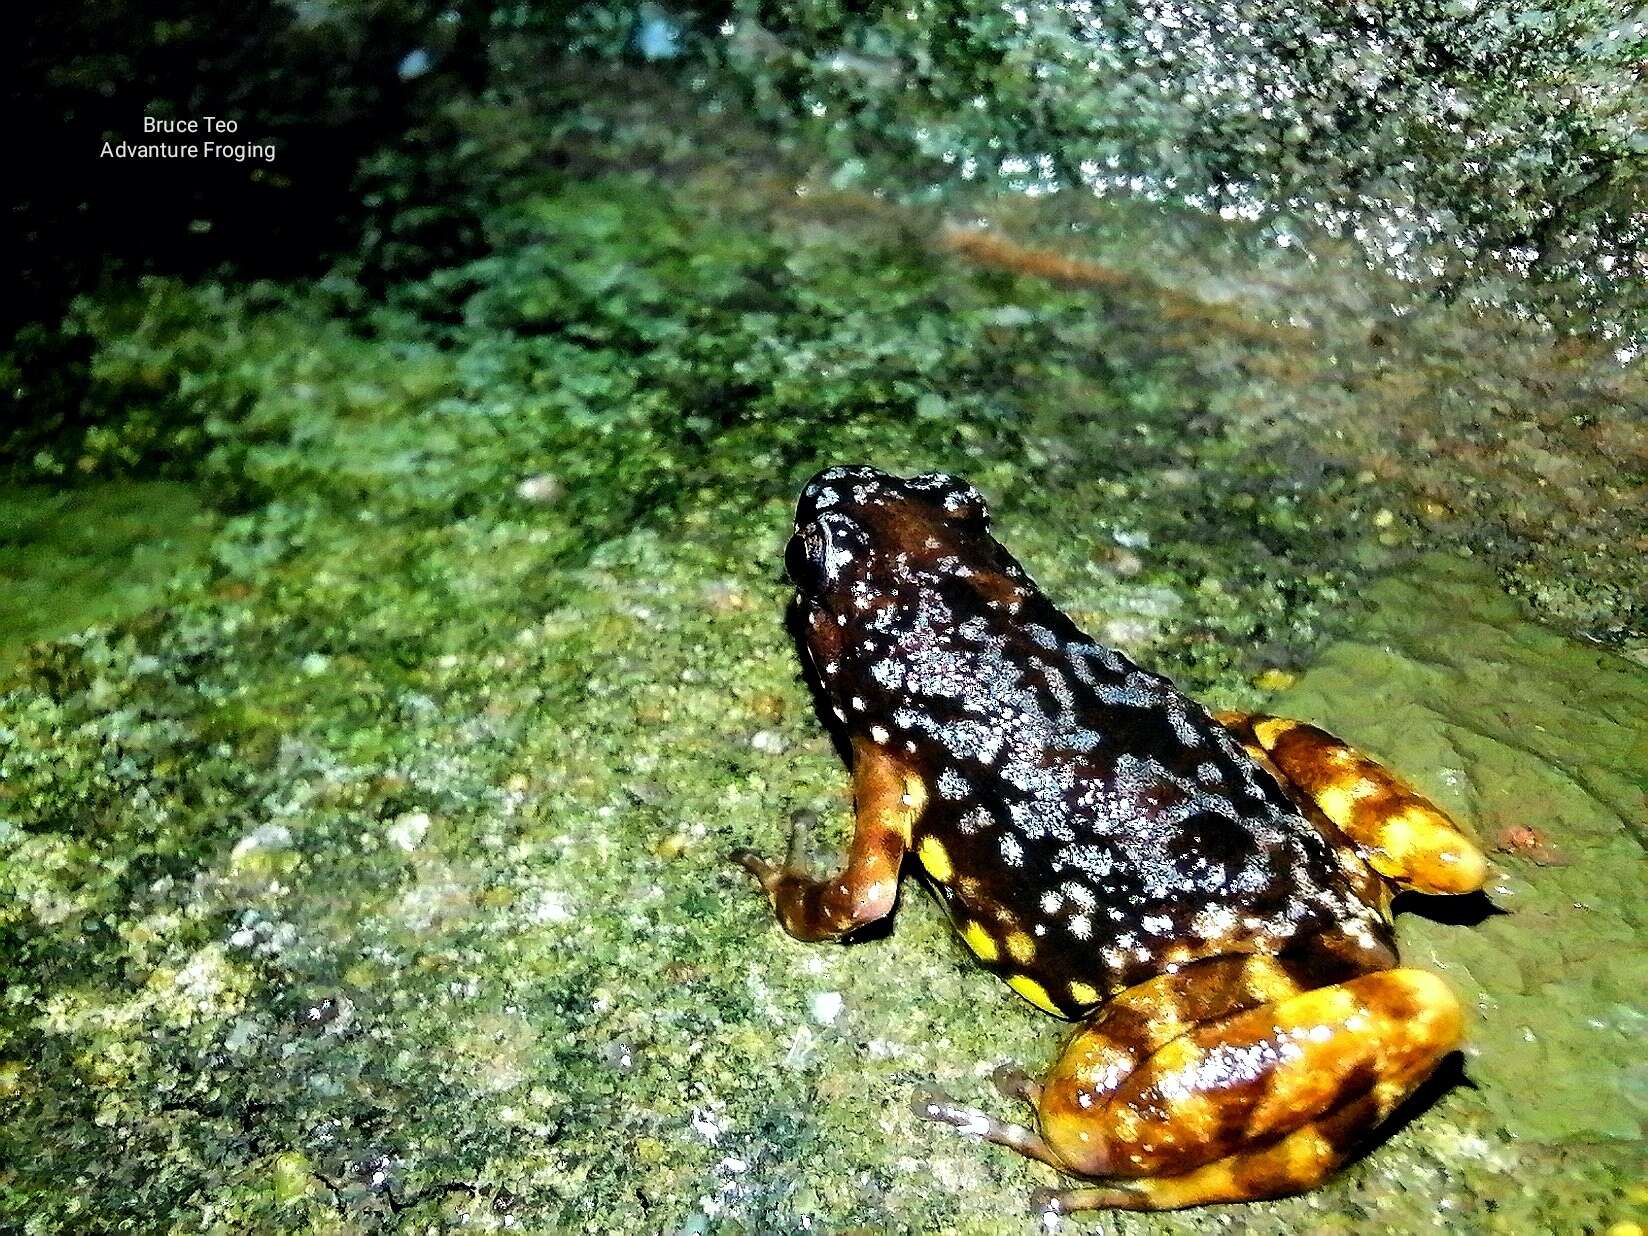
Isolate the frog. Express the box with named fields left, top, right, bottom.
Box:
left=732, top=465, right=1489, bottom=1213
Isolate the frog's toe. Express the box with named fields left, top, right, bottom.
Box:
left=729, top=847, right=780, bottom=887
left=913, top=1085, right=1061, bottom=1166
left=991, top=1062, right=1042, bottom=1107
left=910, top=1085, right=963, bottom=1125
left=1030, top=1183, right=1148, bottom=1215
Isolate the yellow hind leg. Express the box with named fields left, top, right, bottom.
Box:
left=1216, top=712, right=1488, bottom=895
left=1030, top=967, right=1464, bottom=1210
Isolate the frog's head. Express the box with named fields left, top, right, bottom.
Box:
left=786, top=465, right=994, bottom=612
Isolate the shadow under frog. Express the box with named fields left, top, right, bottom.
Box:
left=733, top=465, right=1490, bottom=1213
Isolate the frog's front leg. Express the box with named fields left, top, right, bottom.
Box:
left=1216, top=712, right=1488, bottom=896
left=733, top=736, right=925, bottom=941
left=1030, top=961, right=1465, bottom=1211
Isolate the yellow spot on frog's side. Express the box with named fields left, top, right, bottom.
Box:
left=1069, top=981, right=1100, bottom=1005
left=1007, top=974, right=1061, bottom=1015
left=961, top=920, right=1000, bottom=962
left=917, top=835, right=953, bottom=882
left=1240, top=955, right=1303, bottom=1003
left=1253, top=717, right=1297, bottom=749
left=1377, top=814, right=1419, bottom=862
left=895, top=774, right=927, bottom=843
left=1005, top=931, right=1036, bottom=964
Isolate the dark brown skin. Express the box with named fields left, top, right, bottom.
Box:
left=735, top=466, right=1488, bottom=1212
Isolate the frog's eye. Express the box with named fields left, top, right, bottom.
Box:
left=787, top=512, right=868, bottom=591
left=910, top=472, right=991, bottom=528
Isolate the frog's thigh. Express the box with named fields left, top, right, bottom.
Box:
left=1036, top=968, right=1464, bottom=1209
left=1045, top=954, right=1316, bottom=1110
left=1215, top=712, right=1487, bottom=895
left=734, top=735, right=923, bottom=942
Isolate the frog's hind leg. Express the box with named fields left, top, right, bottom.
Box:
left=1033, top=964, right=1465, bottom=1211
left=1215, top=711, right=1487, bottom=895
left=732, top=735, right=924, bottom=942
left=915, top=955, right=1324, bottom=1177
left=1034, top=1088, right=1385, bottom=1214
left=907, top=1061, right=1055, bottom=1168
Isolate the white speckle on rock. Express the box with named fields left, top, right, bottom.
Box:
left=690, top=1106, right=726, bottom=1144
left=230, top=823, right=292, bottom=861
left=525, top=888, right=574, bottom=924
left=810, top=991, right=844, bottom=1025
left=515, top=473, right=563, bottom=504
left=750, top=729, right=788, bottom=754
left=387, top=811, right=431, bottom=852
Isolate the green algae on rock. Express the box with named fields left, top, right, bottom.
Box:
left=0, top=482, right=214, bottom=672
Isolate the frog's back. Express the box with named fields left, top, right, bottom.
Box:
left=875, top=568, right=1392, bottom=1016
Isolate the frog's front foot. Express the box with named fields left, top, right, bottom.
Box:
left=734, top=738, right=921, bottom=942
left=729, top=807, right=807, bottom=891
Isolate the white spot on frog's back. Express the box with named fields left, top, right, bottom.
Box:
left=1064, top=727, right=1102, bottom=753
left=1165, top=700, right=1203, bottom=748
left=1072, top=642, right=1128, bottom=675
left=1026, top=624, right=1060, bottom=650
left=1092, top=670, right=1172, bottom=710
left=937, top=767, right=972, bottom=799
left=870, top=657, right=905, bottom=690
left=1062, top=881, right=1096, bottom=909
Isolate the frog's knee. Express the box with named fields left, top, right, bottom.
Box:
left=1375, top=806, right=1488, bottom=894
left=1262, top=968, right=1464, bottom=1130
left=1354, top=967, right=1467, bottom=1079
